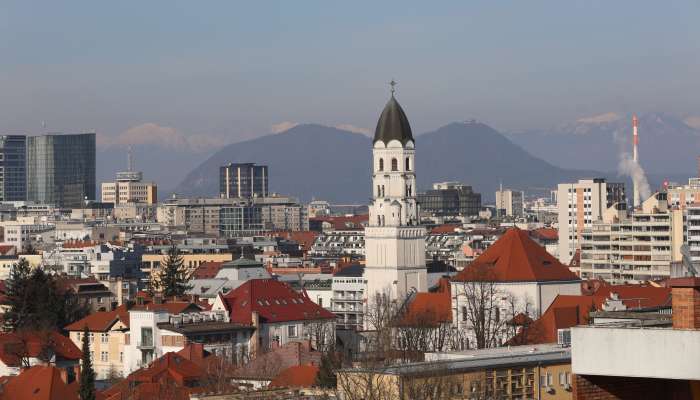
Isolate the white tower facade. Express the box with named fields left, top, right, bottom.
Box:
left=364, top=89, right=427, bottom=305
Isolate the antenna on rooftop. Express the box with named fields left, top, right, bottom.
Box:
left=127, top=146, right=134, bottom=172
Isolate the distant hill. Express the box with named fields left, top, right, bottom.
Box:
left=173, top=122, right=606, bottom=203
left=508, top=112, right=700, bottom=177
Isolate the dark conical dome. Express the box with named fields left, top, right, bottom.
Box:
left=373, top=96, right=414, bottom=145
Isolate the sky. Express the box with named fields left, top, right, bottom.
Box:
left=1, top=1, right=699, bottom=147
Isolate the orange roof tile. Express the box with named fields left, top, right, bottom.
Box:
left=529, top=228, right=558, bottom=241
left=269, top=365, right=319, bottom=388
left=508, top=295, right=595, bottom=345
left=0, top=331, right=81, bottom=367
left=430, top=224, right=460, bottom=234
left=453, top=228, right=579, bottom=282
left=0, top=365, right=78, bottom=400
left=191, top=261, right=224, bottom=279
left=398, top=278, right=452, bottom=327
left=65, top=305, right=130, bottom=331
left=592, top=284, right=671, bottom=310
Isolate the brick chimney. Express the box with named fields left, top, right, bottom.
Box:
left=670, top=277, right=700, bottom=329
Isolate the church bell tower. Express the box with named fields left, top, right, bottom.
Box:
left=364, top=82, right=427, bottom=304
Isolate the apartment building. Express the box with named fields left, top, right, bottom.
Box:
left=666, top=177, right=700, bottom=209
left=332, top=264, right=365, bottom=330
left=557, top=178, right=626, bottom=264
left=579, top=192, right=684, bottom=283
left=65, top=306, right=130, bottom=380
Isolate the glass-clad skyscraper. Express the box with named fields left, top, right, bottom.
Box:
left=27, top=133, right=96, bottom=208
left=0, top=135, right=27, bottom=201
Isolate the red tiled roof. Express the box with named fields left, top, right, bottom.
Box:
left=453, top=228, right=580, bottom=282
left=0, top=365, right=78, bottom=400
left=310, top=214, right=368, bottom=230
left=191, top=261, right=224, bottom=279
left=0, top=246, right=15, bottom=255
left=592, top=284, right=671, bottom=310
left=102, top=352, right=202, bottom=400
left=222, top=279, right=335, bottom=324
left=62, top=240, right=100, bottom=249
left=529, top=228, right=558, bottom=241
left=508, top=295, right=596, bottom=345
left=430, top=224, right=460, bottom=234
left=397, top=278, right=452, bottom=327
left=65, top=304, right=130, bottom=331
left=269, top=365, right=319, bottom=388
left=0, top=331, right=82, bottom=367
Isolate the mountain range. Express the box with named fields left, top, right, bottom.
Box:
left=97, top=112, right=699, bottom=204
left=171, top=122, right=603, bottom=203
left=507, top=112, right=700, bottom=177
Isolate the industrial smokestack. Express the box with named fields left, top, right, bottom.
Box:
left=633, top=115, right=639, bottom=208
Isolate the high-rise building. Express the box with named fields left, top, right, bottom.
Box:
left=495, top=188, right=524, bottom=217
left=219, top=163, right=268, bottom=198
left=418, top=182, right=481, bottom=217
left=101, top=149, right=157, bottom=205
left=0, top=135, right=26, bottom=201
left=557, top=178, right=626, bottom=264
left=364, top=88, right=427, bottom=305
left=27, top=133, right=96, bottom=208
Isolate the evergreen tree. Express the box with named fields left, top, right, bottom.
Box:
left=4, top=260, right=89, bottom=331
left=156, top=243, right=191, bottom=298
left=5, top=258, right=34, bottom=330
left=79, top=325, right=96, bottom=400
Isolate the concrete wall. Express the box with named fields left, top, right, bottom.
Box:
left=572, top=326, right=700, bottom=381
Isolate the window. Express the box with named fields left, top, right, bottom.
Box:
left=120, top=352, right=123, bottom=362
left=391, top=158, right=398, bottom=171
left=547, top=372, right=553, bottom=386
left=288, top=325, right=298, bottom=338
left=101, top=333, right=109, bottom=343
left=100, top=352, right=108, bottom=362
left=461, top=306, right=468, bottom=322
left=405, top=157, right=410, bottom=171
left=378, top=158, right=384, bottom=171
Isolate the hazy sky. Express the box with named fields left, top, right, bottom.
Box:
left=2, top=1, right=699, bottom=145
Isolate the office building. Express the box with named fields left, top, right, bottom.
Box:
left=557, top=178, right=626, bottom=264
left=27, top=133, right=96, bottom=208
left=101, top=151, right=157, bottom=205
left=0, top=136, right=26, bottom=201
left=495, top=188, right=524, bottom=218
left=579, top=192, right=684, bottom=283
left=418, top=182, right=481, bottom=217
left=219, top=163, right=268, bottom=198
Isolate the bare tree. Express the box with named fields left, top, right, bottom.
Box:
left=456, top=269, right=507, bottom=349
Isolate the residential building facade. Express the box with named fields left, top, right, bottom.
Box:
left=495, top=188, right=524, bottom=218
left=557, top=178, right=626, bottom=264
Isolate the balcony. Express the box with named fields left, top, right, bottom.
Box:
left=137, top=340, right=154, bottom=350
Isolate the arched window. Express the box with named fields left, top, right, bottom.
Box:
left=391, top=158, right=398, bottom=171
left=405, top=157, right=410, bottom=171
left=377, top=185, right=381, bottom=197
left=378, top=158, right=384, bottom=171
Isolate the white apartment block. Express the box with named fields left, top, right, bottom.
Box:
left=686, top=205, right=700, bottom=265
left=580, top=192, right=684, bottom=284
left=666, top=178, right=700, bottom=209
left=557, top=178, right=626, bottom=265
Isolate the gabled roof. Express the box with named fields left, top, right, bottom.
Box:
left=65, top=304, right=130, bottom=331
left=397, top=278, right=452, bottom=327
left=0, top=365, right=78, bottom=400
left=0, top=331, right=81, bottom=367
left=508, top=295, right=596, bottom=345
left=453, top=228, right=579, bottom=283
left=430, top=224, right=460, bottom=234
left=269, top=365, right=319, bottom=388
left=222, top=279, right=335, bottom=324
left=529, top=228, right=558, bottom=241
left=333, top=264, right=364, bottom=278
left=191, top=261, right=224, bottom=279
left=131, top=302, right=202, bottom=315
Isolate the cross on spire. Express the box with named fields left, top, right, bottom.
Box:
left=389, top=79, right=397, bottom=97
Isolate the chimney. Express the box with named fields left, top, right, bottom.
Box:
left=670, top=277, right=700, bottom=329
left=632, top=115, right=640, bottom=208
